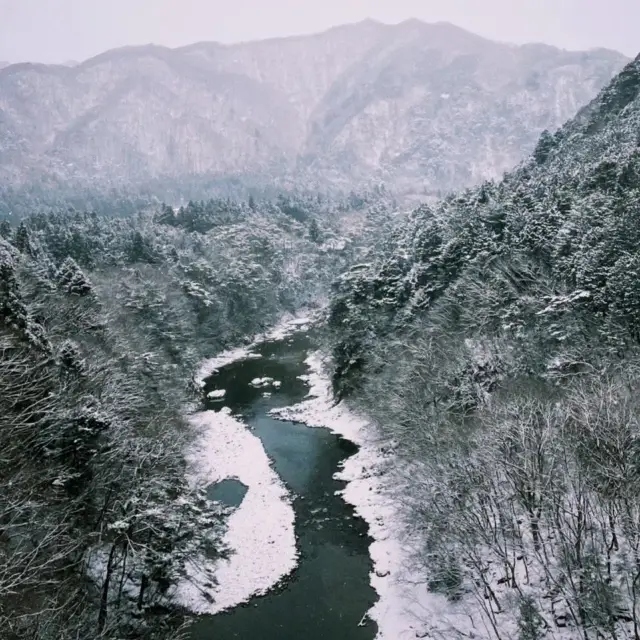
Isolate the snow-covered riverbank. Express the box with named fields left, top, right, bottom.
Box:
left=195, top=313, right=314, bottom=386
left=271, top=352, right=473, bottom=640
left=182, top=310, right=472, bottom=636
left=177, top=313, right=314, bottom=615
left=175, top=407, right=297, bottom=615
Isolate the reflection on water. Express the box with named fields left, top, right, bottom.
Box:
left=190, top=332, right=378, bottom=640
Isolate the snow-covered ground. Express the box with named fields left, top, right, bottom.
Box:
left=250, top=376, right=274, bottom=388
left=177, top=312, right=315, bottom=615
left=195, top=311, right=315, bottom=386
left=175, top=407, right=297, bottom=614
left=271, top=352, right=475, bottom=640
left=183, top=312, right=475, bottom=635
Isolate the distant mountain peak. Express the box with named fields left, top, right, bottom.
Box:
left=0, top=23, right=629, bottom=199
left=397, top=17, right=426, bottom=27
left=355, top=18, right=384, bottom=27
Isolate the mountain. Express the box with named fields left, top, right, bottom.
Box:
left=326, top=54, right=640, bottom=638
left=0, top=20, right=628, bottom=199
left=329, top=52, right=640, bottom=396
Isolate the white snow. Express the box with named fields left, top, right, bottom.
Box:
left=250, top=376, right=274, bottom=388
left=271, top=352, right=474, bottom=640
left=175, top=407, right=297, bottom=614
left=260, top=312, right=313, bottom=341
left=195, top=311, right=316, bottom=386
left=196, top=346, right=254, bottom=385
left=186, top=314, right=475, bottom=633
left=179, top=311, right=318, bottom=614
left=207, top=389, right=226, bottom=400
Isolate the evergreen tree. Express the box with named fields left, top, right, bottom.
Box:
left=0, top=220, right=11, bottom=240
left=308, top=218, right=322, bottom=243
left=58, top=256, right=93, bottom=296
left=14, top=221, right=31, bottom=254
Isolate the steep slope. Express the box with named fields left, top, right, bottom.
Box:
left=330, top=53, right=640, bottom=397
left=327, top=55, right=640, bottom=639
left=303, top=22, right=626, bottom=191
left=0, top=21, right=628, bottom=198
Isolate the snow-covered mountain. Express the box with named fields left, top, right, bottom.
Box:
left=326, top=52, right=640, bottom=640
left=0, top=20, right=628, bottom=196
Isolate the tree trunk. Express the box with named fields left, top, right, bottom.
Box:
left=98, top=543, right=118, bottom=633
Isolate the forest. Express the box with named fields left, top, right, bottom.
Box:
left=327, top=55, right=640, bottom=636
left=2, top=26, right=640, bottom=640
left=0, top=191, right=391, bottom=638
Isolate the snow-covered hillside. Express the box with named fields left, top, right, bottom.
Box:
left=0, top=20, right=628, bottom=197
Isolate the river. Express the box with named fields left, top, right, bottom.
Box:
left=190, top=330, right=379, bottom=640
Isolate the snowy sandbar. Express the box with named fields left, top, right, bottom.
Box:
left=175, top=408, right=297, bottom=614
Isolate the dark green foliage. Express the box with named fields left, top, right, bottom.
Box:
left=518, top=596, right=545, bottom=640
left=14, top=221, right=31, bottom=254
left=0, top=257, right=217, bottom=638
left=0, top=183, right=155, bottom=220
left=326, top=55, right=640, bottom=637
left=161, top=199, right=243, bottom=233
left=308, top=218, right=322, bottom=243
left=0, top=240, right=49, bottom=349
left=0, top=187, right=393, bottom=637
left=0, top=220, right=11, bottom=240
left=277, top=194, right=309, bottom=222
left=329, top=57, right=640, bottom=397
left=127, top=230, right=158, bottom=264
left=58, top=257, right=93, bottom=296
left=533, top=129, right=555, bottom=165
left=598, top=56, right=640, bottom=119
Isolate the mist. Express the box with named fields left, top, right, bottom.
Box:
left=0, top=0, right=638, bottom=64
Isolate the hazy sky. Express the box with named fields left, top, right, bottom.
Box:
left=0, top=0, right=638, bottom=64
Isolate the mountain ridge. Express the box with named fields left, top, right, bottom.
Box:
left=0, top=20, right=630, bottom=199
left=324, top=52, right=640, bottom=640
left=0, top=19, right=624, bottom=71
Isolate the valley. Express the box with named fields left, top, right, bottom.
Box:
left=2, top=13, right=640, bottom=640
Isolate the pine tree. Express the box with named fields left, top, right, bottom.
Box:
left=58, top=257, right=93, bottom=296
left=0, top=220, right=11, bottom=240
left=308, top=218, right=322, bottom=243
left=14, top=221, right=31, bottom=254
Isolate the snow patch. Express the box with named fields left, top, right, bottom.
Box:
left=196, top=347, right=253, bottom=385
left=250, top=376, right=274, bottom=388
left=271, top=352, right=473, bottom=640
left=175, top=407, right=297, bottom=615
left=195, top=311, right=316, bottom=385
left=260, top=313, right=312, bottom=341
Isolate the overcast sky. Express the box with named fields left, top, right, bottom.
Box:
left=0, top=0, right=637, bottom=64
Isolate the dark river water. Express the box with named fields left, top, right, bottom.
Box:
left=190, top=331, right=378, bottom=640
